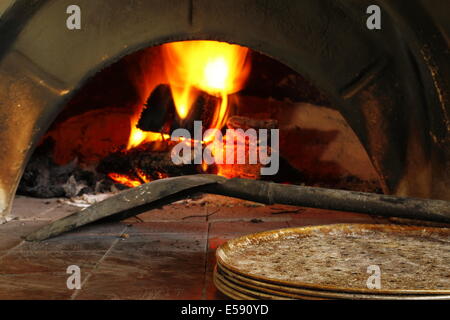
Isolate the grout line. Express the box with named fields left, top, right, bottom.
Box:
left=122, top=219, right=209, bottom=223
left=200, top=221, right=211, bottom=300
left=69, top=225, right=129, bottom=300
left=206, top=217, right=291, bottom=223
left=0, top=240, right=25, bottom=260
left=13, top=218, right=61, bottom=222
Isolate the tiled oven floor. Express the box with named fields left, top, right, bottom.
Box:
left=0, top=194, right=391, bottom=300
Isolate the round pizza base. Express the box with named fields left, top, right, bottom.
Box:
left=216, top=224, right=450, bottom=295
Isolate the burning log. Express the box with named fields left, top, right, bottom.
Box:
left=188, top=89, right=219, bottom=132
left=137, top=84, right=176, bottom=134
left=26, top=174, right=450, bottom=241
left=97, top=140, right=199, bottom=183
left=137, top=84, right=220, bottom=134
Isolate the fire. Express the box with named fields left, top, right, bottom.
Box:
left=136, top=169, right=153, bottom=183
left=118, top=40, right=251, bottom=186
left=107, top=173, right=142, bottom=188
left=127, top=125, right=170, bottom=150
left=161, top=40, right=250, bottom=132
left=204, top=57, right=229, bottom=91
left=126, top=40, right=249, bottom=150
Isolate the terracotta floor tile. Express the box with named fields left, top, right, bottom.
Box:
left=10, top=196, right=78, bottom=221
left=0, top=220, right=49, bottom=251
left=124, top=201, right=208, bottom=223
left=206, top=203, right=298, bottom=223
left=76, top=251, right=206, bottom=300
left=112, top=233, right=206, bottom=255
left=0, top=250, right=105, bottom=275
left=16, top=235, right=121, bottom=252
left=126, top=221, right=208, bottom=236
left=208, top=221, right=290, bottom=242
left=0, top=273, right=73, bottom=300
left=286, top=208, right=379, bottom=228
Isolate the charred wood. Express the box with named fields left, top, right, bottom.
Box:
left=137, top=83, right=220, bottom=134
left=137, top=84, right=175, bottom=133
left=97, top=141, right=199, bottom=181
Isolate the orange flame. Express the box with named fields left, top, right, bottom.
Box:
left=119, top=41, right=251, bottom=185
left=108, top=173, right=142, bottom=188
left=135, top=169, right=152, bottom=184
left=127, top=127, right=170, bottom=150
left=161, top=41, right=250, bottom=131
left=126, top=41, right=249, bottom=150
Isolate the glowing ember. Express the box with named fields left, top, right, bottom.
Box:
left=107, top=173, right=142, bottom=188
left=136, top=168, right=152, bottom=184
